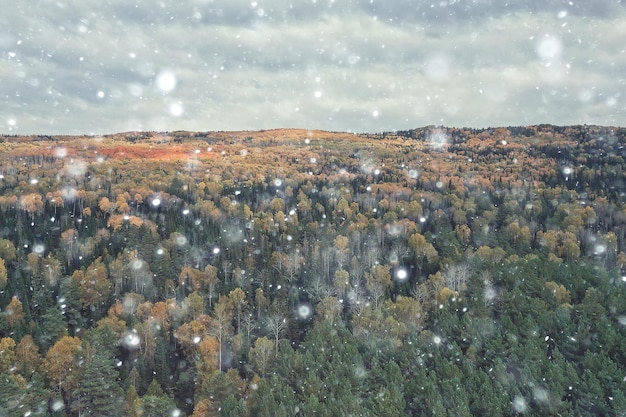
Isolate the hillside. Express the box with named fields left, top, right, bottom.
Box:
left=0, top=125, right=625, bottom=416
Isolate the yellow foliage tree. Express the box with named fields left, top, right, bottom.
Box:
left=0, top=337, right=17, bottom=374
left=41, top=336, right=82, bottom=399
left=0, top=258, right=7, bottom=289
left=5, top=296, right=25, bottom=328
left=15, top=335, right=41, bottom=377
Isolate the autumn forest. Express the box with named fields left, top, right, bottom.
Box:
left=0, top=125, right=625, bottom=416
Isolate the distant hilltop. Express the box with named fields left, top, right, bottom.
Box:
left=2, top=124, right=624, bottom=144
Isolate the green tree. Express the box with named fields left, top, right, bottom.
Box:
left=365, top=361, right=406, bottom=417
left=195, top=370, right=238, bottom=415
left=219, top=394, right=247, bottom=417
left=124, top=385, right=142, bottom=417
left=73, top=338, right=124, bottom=417
left=0, top=371, right=50, bottom=417
left=249, top=375, right=296, bottom=417
left=142, top=379, right=178, bottom=417
left=37, top=306, right=68, bottom=351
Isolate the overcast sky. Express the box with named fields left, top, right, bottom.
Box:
left=1, top=0, right=625, bottom=135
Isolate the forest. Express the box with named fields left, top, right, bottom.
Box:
left=0, top=124, right=625, bottom=416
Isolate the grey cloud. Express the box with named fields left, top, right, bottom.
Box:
left=353, top=0, right=625, bottom=24
left=1, top=0, right=625, bottom=134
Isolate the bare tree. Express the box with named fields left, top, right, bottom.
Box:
left=367, top=281, right=385, bottom=308
left=347, top=285, right=367, bottom=317
left=307, top=275, right=336, bottom=302
left=286, top=249, right=303, bottom=282
left=443, top=263, right=471, bottom=292
left=390, top=242, right=411, bottom=264
left=241, top=313, right=256, bottom=340
left=411, top=283, right=428, bottom=304
left=320, top=246, right=332, bottom=280
left=209, top=296, right=233, bottom=371
left=221, top=260, right=232, bottom=287
left=364, top=243, right=380, bottom=268
left=266, top=313, right=288, bottom=354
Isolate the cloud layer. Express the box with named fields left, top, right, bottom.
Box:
left=2, top=0, right=625, bottom=134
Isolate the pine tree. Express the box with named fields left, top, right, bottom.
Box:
left=153, top=331, right=170, bottom=390
left=142, top=379, right=178, bottom=417
left=124, top=385, right=142, bottom=417
left=365, top=361, right=406, bottom=417
left=73, top=339, right=124, bottom=417
left=249, top=375, right=295, bottom=417
left=219, top=394, right=247, bottom=417
left=0, top=371, right=50, bottom=416
left=37, top=306, right=68, bottom=351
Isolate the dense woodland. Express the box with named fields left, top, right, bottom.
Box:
left=0, top=125, right=625, bottom=416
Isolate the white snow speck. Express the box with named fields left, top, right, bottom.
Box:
left=55, top=148, right=68, bottom=158
left=594, top=244, right=606, bottom=255
left=170, top=102, right=184, bottom=116
left=512, top=395, right=527, bottom=413
left=297, top=303, right=312, bottom=319
left=122, top=330, right=141, bottom=350
left=395, top=268, right=408, bottom=282
left=155, top=71, right=177, bottom=93
left=536, top=35, right=562, bottom=61
left=51, top=400, right=64, bottom=411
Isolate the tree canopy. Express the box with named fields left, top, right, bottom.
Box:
left=0, top=125, right=625, bottom=416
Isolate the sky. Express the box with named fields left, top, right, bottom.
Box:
left=1, top=0, right=625, bottom=135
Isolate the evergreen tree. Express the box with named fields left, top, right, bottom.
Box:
left=73, top=338, right=124, bottom=417
left=57, top=275, right=85, bottom=336
left=124, top=385, right=142, bottom=417
left=249, top=375, right=296, bottom=417
left=153, top=331, right=171, bottom=390
left=365, top=361, right=406, bottom=416
left=219, top=394, right=247, bottom=417
left=37, top=306, right=68, bottom=351
left=0, top=371, right=50, bottom=417
left=142, top=379, right=178, bottom=416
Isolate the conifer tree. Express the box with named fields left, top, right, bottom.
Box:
left=72, top=337, right=124, bottom=416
